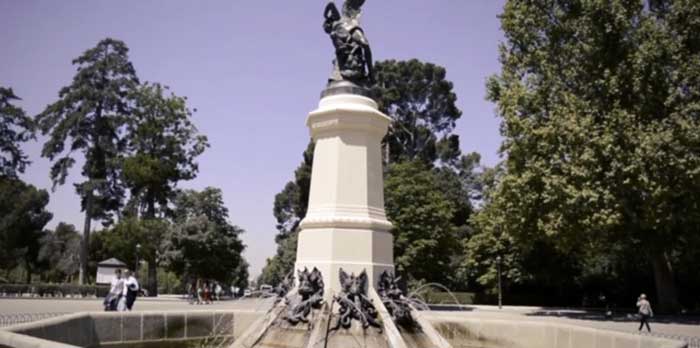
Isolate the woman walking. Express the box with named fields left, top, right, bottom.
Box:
left=637, top=294, right=653, bottom=332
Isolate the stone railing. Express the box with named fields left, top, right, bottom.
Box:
left=0, top=310, right=264, bottom=348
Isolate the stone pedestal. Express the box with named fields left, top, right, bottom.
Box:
left=295, top=93, right=394, bottom=297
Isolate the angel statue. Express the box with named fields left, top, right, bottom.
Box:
left=323, top=0, right=375, bottom=87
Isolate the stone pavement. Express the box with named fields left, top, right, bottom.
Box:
left=1, top=298, right=698, bottom=345
left=429, top=305, right=700, bottom=346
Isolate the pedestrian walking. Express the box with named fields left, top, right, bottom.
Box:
left=119, top=270, right=140, bottom=311
left=203, top=281, right=212, bottom=304
left=637, top=293, right=653, bottom=332
left=215, top=282, right=222, bottom=301
left=104, top=269, right=124, bottom=311
left=196, top=279, right=204, bottom=305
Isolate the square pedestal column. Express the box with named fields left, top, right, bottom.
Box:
left=295, top=94, right=395, bottom=297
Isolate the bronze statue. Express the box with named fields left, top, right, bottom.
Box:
left=323, top=0, right=374, bottom=87
left=377, top=271, right=413, bottom=326
left=332, top=268, right=382, bottom=331
left=285, top=268, right=324, bottom=325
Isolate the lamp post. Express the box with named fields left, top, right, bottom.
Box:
left=135, top=243, right=142, bottom=279
left=496, top=255, right=502, bottom=310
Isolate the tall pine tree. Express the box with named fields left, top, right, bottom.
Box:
left=36, top=38, right=139, bottom=284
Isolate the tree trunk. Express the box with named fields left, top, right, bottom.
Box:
left=25, top=264, right=31, bottom=284
left=147, top=260, right=158, bottom=297
left=651, top=251, right=680, bottom=313
left=79, top=194, right=93, bottom=285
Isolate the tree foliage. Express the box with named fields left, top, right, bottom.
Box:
left=38, top=223, right=80, bottom=282
left=123, top=83, right=209, bottom=219
left=36, top=38, right=140, bottom=284
left=259, top=142, right=313, bottom=284
left=372, top=59, right=462, bottom=165
left=384, top=161, right=457, bottom=284
left=163, top=188, right=247, bottom=284
left=0, top=178, right=53, bottom=281
left=262, top=60, right=485, bottom=288
left=481, top=0, right=700, bottom=311
left=0, top=87, right=35, bottom=178
left=122, top=82, right=209, bottom=294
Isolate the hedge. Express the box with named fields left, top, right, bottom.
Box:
left=418, top=291, right=476, bottom=305
left=0, top=283, right=110, bottom=298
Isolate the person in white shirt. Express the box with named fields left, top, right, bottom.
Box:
left=122, top=270, right=140, bottom=311
left=637, top=293, right=654, bottom=332
left=104, top=269, right=124, bottom=311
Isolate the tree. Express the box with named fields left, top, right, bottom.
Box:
left=259, top=142, right=314, bottom=284
left=0, top=178, right=53, bottom=282
left=163, top=188, right=248, bottom=284
left=258, top=231, right=298, bottom=286
left=36, top=38, right=140, bottom=284
left=371, top=59, right=462, bottom=165
left=263, top=60, right=486, bottom=287
left=122, top=82, right=209, bottom=295
left=0, top=87, right=35, bottom=178
left=486, top=0, right=700, bottom=312
left=38, top=223, right=80, bottom=282
left=384, top=160, right=457, bottom=284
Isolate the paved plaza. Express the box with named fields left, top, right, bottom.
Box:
left=0, top=298, right=698, bottom=347
left=1, top=298, right=697, bottom=339
left=429, top=305, right=700, bottom=346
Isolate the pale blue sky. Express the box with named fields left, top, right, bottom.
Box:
left=1, top=1, right=506, bottom=278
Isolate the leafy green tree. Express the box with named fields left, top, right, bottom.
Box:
left=0, top=178, right=53, bottom=282
left=263, top=60, right=486, bottom=287
left=371, top=59, right=462, bottom=165
left=259, top=231, right=298, bottom=286
left=98, top=217, right=169, bottom=279
left=259, top=142, right=314, bottom=285
left=163, top=188, right=248, bottom=284
left=0, top=87, right=35, bottom=178
left=123, top=83, right=209, bottom=294
left=485, top=0, right=700, bottom=311
left=384, top=161, right=457, bottom=284
left=38, top=223, right=80, bottom=282
left=36, top=38, right=140, bottom=284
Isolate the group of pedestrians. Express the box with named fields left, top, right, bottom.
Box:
left=104, top=269, right=140, bottom=311
left=188, top=279, right=223, bottom=305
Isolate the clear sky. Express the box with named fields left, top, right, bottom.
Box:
left=1, top=1, right=506, bottom=279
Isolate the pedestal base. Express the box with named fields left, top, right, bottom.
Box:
left=295, top=227, right=394, bottom=299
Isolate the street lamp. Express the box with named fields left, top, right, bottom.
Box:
left=496, top=255, right=502, bottom=310
left=135, top=243, right=142, bottom=279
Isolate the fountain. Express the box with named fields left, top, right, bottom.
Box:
left=0, top=1, right=689, bottom=348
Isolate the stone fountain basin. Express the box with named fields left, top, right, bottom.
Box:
left=0, top=310, right=264, bottom=348
left=0, top=309, right=688, bottom=348
left=425, top=313, right=687, bottom=348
